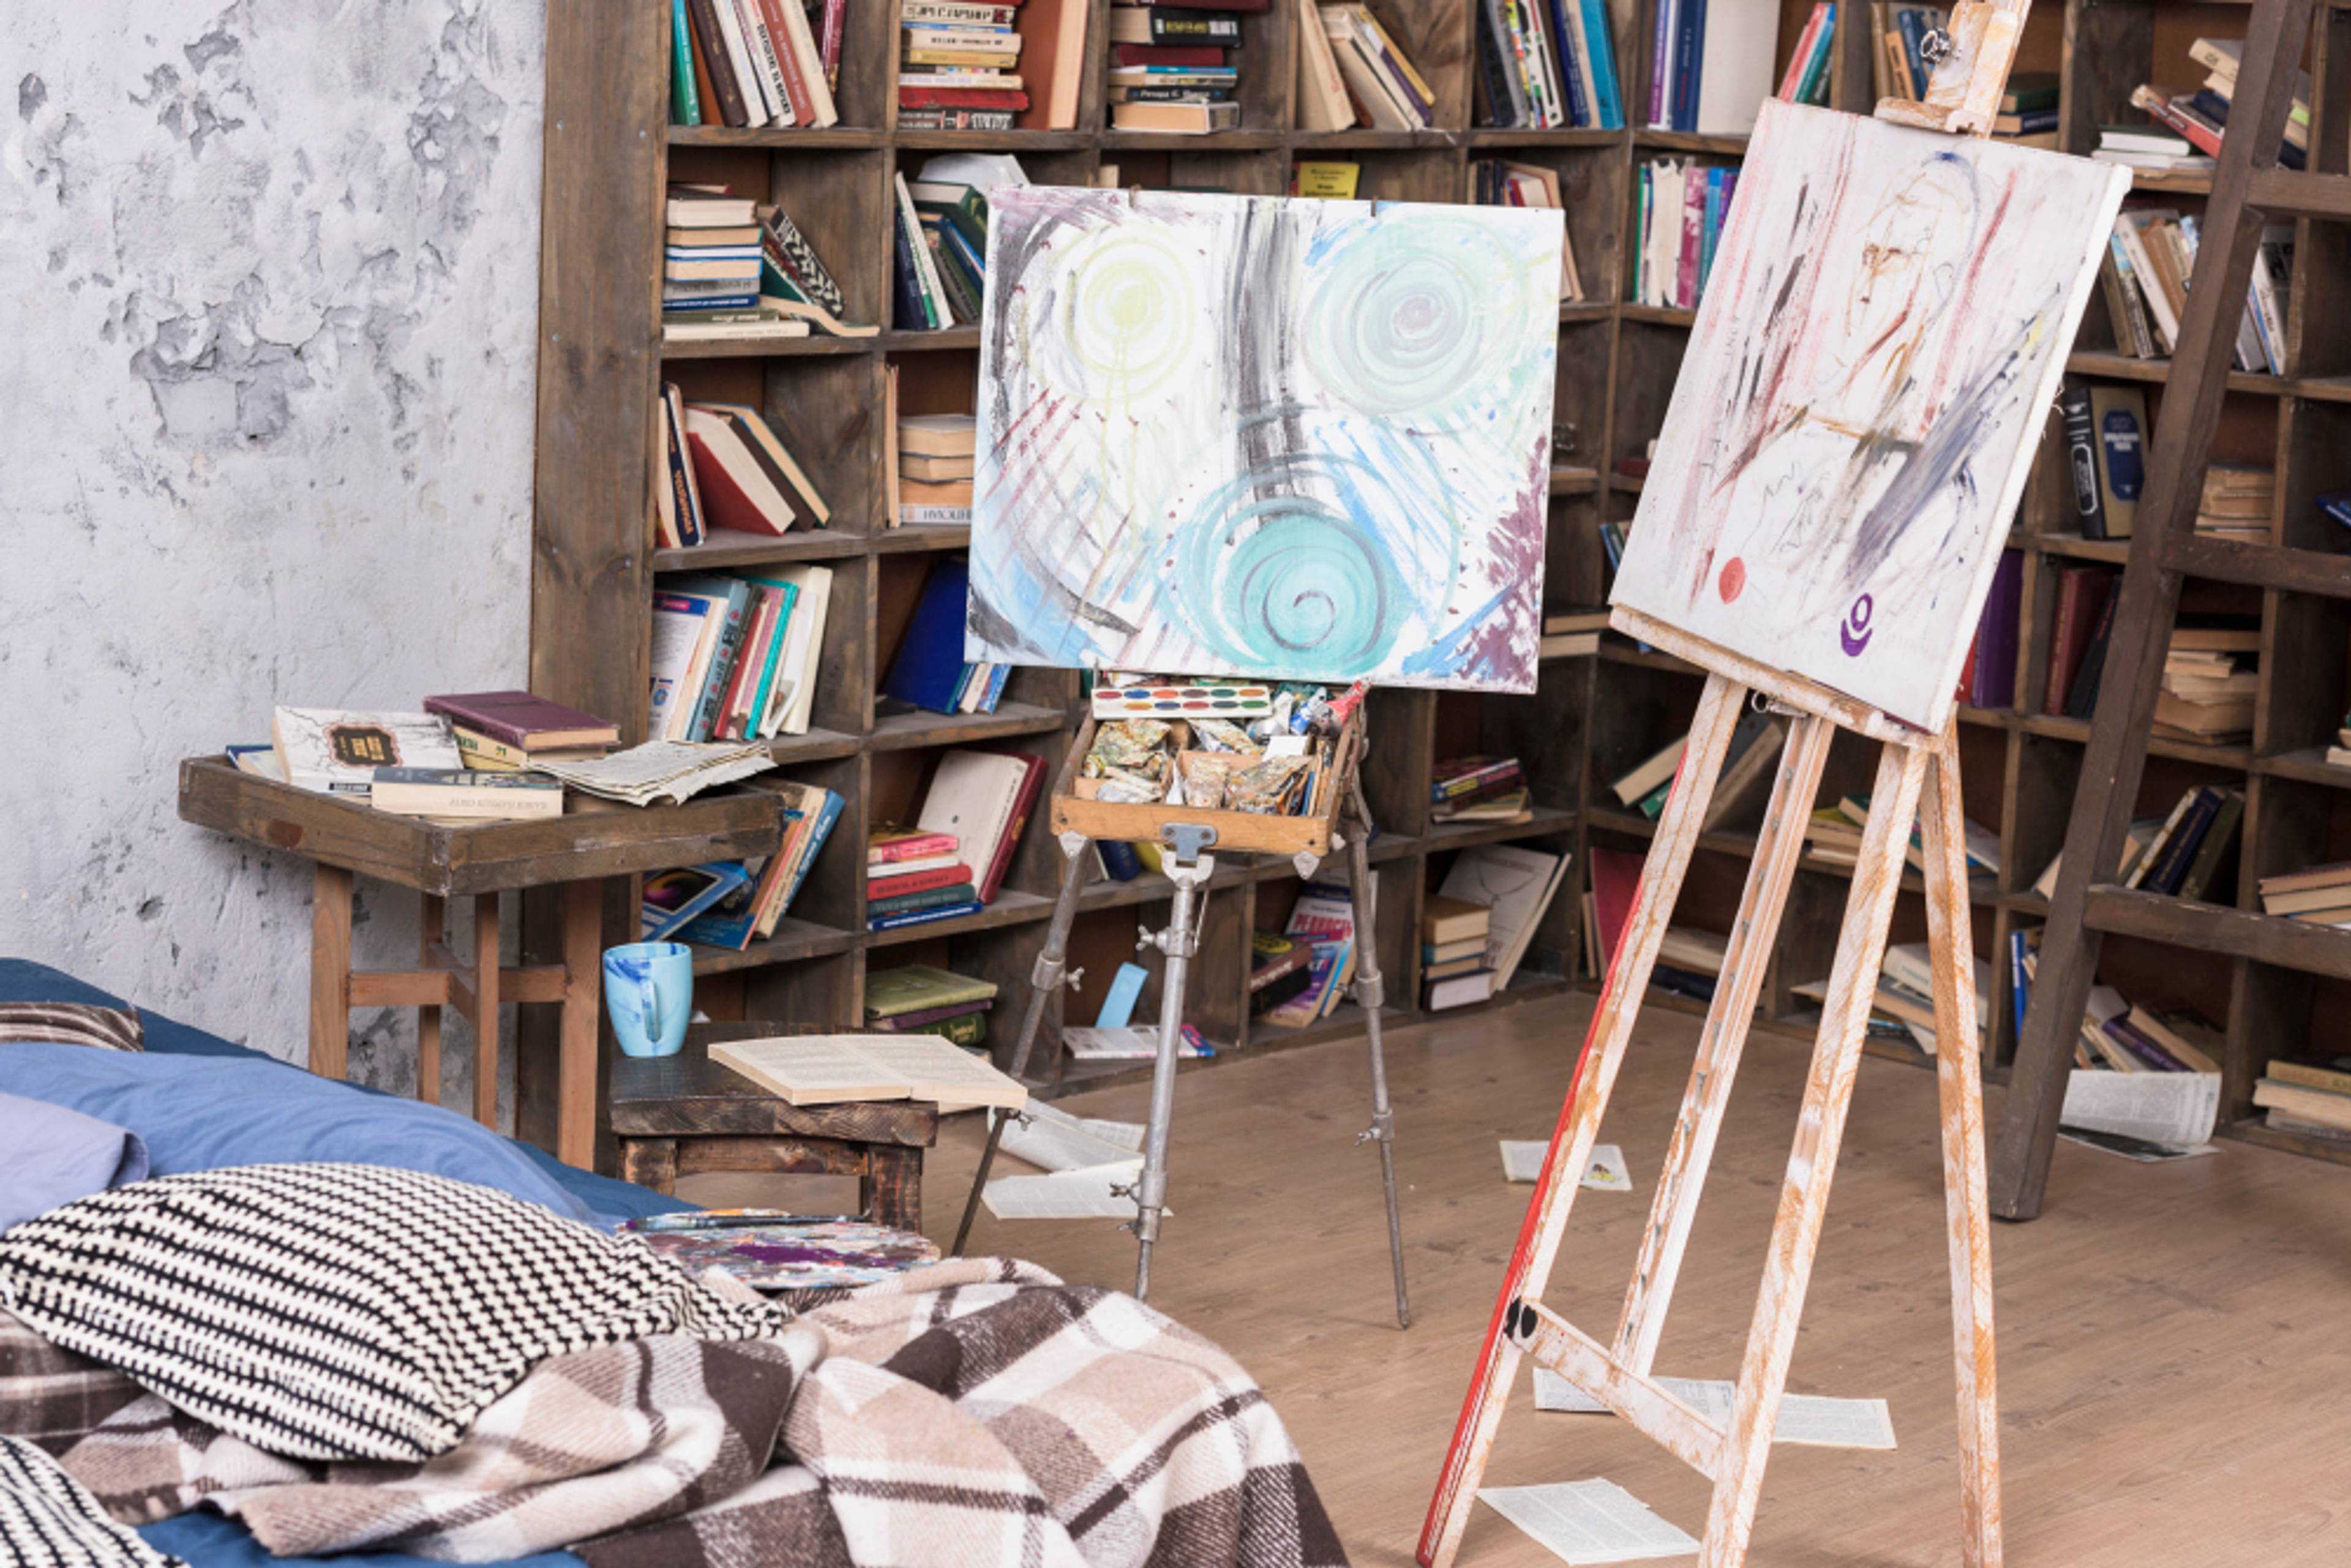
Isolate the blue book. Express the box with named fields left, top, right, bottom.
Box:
left=778, top=787, right=844, bottom=912
left=883, top=557, right=975, bottom=713
left=2009, top=929, right=2030, bottom=1040
left=1096, top=963, right=1149, bottom=1029
left=664, top=576, right=753, bottom=741
left=1096, top=839, right=1144, bottom=881
left=891, top=211, right=931, bottom=330
left=868, top=900, right=985, bottom=932
left=1897, top=9, right=1932, bottom=98
left=2319, top=493, right=2351, bottom=530
left=1542, top=0, right=1589, bottom=127
left=643, top=861, right=752, bottom=941
left=1580, top=0, right=1624, bottom=127
left=660, top=293, right=758, bottom=312
left=1671, top=0, right=1704, bottom=131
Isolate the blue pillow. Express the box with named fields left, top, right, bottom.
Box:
left=0, top=1091, right=148, bottom=1232
left=0, top=1046, right=606, bottom=1224
left=0, top=961, right=684, bottom=1227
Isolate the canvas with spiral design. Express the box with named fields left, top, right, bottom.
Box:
left=0, top=1165, right=787, bottom=1464
left=967, top=186, right=1561, bottom=693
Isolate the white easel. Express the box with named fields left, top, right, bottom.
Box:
left=1417, top=9, right=2032, bottom=1562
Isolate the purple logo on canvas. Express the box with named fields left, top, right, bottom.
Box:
left=1839, top=594, right=1874, bottom=656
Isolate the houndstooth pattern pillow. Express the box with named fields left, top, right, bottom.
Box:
left=0, top=1435, right=184, bottom=1568
left=0, top=1165, right=789, bottom=1465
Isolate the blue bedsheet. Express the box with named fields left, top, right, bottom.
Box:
left=0, top=959, right=692, bottom=1568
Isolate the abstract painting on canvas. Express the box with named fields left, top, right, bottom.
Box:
left=967, top=188, right=1561, bottom=692
left=1608, top=99, right=2131, bottom=731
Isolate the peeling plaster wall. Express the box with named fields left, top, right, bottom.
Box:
left=1, top=1, right=547, bottom=1101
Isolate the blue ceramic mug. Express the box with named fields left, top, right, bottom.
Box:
left=603, top=941, right=693, bottom=1057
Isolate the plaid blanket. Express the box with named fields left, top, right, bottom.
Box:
left=52, top=1259, right=1344, bottom=1568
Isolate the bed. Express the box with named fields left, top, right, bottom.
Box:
left=0, top=959, right=1346, bottom=1568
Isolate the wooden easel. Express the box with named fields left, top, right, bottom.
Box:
left=1419, top=17, right=2031, bottom=1561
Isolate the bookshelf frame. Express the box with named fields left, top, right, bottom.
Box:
left=530, top=0, right=2351, bottom=1160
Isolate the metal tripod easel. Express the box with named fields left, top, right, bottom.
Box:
left=951, top=772, right=1411, bottom=1327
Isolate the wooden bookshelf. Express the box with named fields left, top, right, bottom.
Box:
left=530, top=0, right=2351, bottom=1165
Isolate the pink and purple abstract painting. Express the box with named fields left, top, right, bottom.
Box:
left=1609, top=99, right=2130, bottom=731
left=967, top=188, right=1562, bottom=692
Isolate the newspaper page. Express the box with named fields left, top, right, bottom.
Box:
left=2060, top=1069, right=2221, bottom=1149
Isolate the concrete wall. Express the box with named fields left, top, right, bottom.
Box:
left=1, top=1, right=546, bottom=1100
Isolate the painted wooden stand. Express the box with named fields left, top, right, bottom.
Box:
left=1417, top=617, right=2001, bottom=1567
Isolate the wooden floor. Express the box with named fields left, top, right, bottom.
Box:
left=685, top=992, right=2351, bottom=1566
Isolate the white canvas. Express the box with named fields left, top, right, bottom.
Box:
left=969, top=188, right=1562, bottom=691
left=1610, top=100, right=2131, bottom=731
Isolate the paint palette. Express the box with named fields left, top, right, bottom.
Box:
left=1090, top=682, right=1275, bottom=718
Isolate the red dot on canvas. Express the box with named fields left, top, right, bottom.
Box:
left=1719, top=558, right=1746, bottom=602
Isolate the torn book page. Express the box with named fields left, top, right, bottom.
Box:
left=1501, top=1141, right=1633, bottom=1191
left=2060, top=1068, right=2220, bottom=1149
left=1477, top=1479, right=1699, bottom=1564
left=1534, top=1371, right=1895, bottom=1450
left=981, top=1168, right=1168, bottom=1221
left=1000, top=1102, right=1147, bottom=1175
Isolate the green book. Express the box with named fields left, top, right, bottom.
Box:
left=669, top=0, right=701, bottom=125
left=891, top=1012, right=989, bottom=1048
left=864, top=964, right=999, bottom=1019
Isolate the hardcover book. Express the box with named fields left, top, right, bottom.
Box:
left=271, top=708, right=460, bottom=796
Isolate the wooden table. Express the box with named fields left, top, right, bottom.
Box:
left=610, top=1022, right=939, bottom=1230
left=178, top=758, right=781, bottom=1169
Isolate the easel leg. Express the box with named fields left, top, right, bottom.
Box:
left=1133, top=844, right=1212, bottom=1300
left=309, top=865, right=354, bottom=1080
left=416, top=894, right=444, bottom=1106
left=1418, top=673, right=1749, bottom=1568
left=951, top=841, right=1090, bottom=1255
left=1700, top=738, right=1930, bottom=1568
left=1345, top=782, right=1410, bottom=1330
left=1614, top=713, right=1834, bottom=1373
left=472, top=891, right=501, bottom=1132
left=1919, top=729, right=2003, bottom=1568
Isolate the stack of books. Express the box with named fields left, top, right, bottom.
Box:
left=1835, top=941, right=1991, bottom=1057
left=757, top=206, right=877, bottom=339
left=2042, top=563, right=2119, bottom=720
left=1316, top=4, right=1436, bottom=132
left=2057, top=382, right=2147, bottom=541
left=2091, top=122, right=2210, bottom=174
left=1443, top=844, right=1567, bottom=988
left=2253, top=1057, right=2351, bottom=1146
left=2156, top=634, right=2259, bottom=741
left=1805, top=808, right=1864, bottom=866
left=672, top=781, right=846, bottom=949
left=902, top=175, right=991, bottom=328
left=1540, top=609, right=1608, bottom=659
left=648, top=564, right=835, bottom=741
left=2100, top=783, right=2246, bottom=896
left=2184, top=37, right=2311, bottom=167
left=1468, top=0, right=1625, bottom=130
left=1109, top=0, right=1244, bottom=133
left=2258, top=861, right=2351, bottom=927
left=1469, top=161, right=1584, bottom=302
left=2098, top=204, right=2290, bottom=374
left=880, top=557, right=1007, bottom=717
left=1258, top=880, right=1359, bottom=1027
left=902, top=0, right=1026, bottom=128
left=1772, top=4, right=1836, bottom=110
left=1823, top=793, right=2001, bottom=879
left=662, top=189, right=765, bottom=328
left=656, top=392, right=831, bottom=548
left=1633, top=160, right=1739, bottom=310
left=666, top=0, right=841, bottom=129
left=1987, top=69, right=2058, bottom=147
left=866, top=748, right=1045, bottom=929
left=1644, top=0, right=1777, bottom=135
left=1421, top=895, right=1493, bottom=1010
left=865, top=827, right=981, bottom=936
left=1869, top=4, right=1949, bottom=103
left=864, top=964, right=1001, bottom=1048
left=1431, top=756, right=1529, bottom=825
left=898, top=413, right=975, bottom=524
left=424, top=692, right=619, bottom=773
left=2195, top=462, right=2273, bottom=539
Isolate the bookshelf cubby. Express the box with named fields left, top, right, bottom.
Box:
left=531, top=0, right=2351, bottom=1160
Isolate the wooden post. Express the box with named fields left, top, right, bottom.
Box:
left=417, top=893, right=444, bottom=1106
left=558, top=879, right=603, bottom=1169
left=473, top=892, right=502, bottom=1131
left=308, top=864, right=354, bottom=1080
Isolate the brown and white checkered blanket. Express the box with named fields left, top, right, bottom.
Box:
left=50, top=1258, right=1345, bottom=1568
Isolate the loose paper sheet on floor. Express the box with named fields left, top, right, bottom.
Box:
left=983, top=1168, right=1169, bottom=1221
left=1534, top=1372, right=1896, bottom=1449
left=1501, top=1141, right=1633, bottom=1191
left=1477, top=1479, right=1699, bottom=1564
left=2059, top=1068, right=2219, bottom=1151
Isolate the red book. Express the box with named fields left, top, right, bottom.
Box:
left=1955, top=632, right=1979, bottom=707
left=868, top=863, right=974, bottom=899
left=978, top=751, right=1046, bottom=903
left=898, top=86, right=1032, bottom=108
left=2042, top=566, right=2113, bottom=716
left=1113, top=43, right=1226, bottom=65
left=869, top=828, right=960, bottom=863
left=1589, top=847, right=1646, bottom=977
left=755, top=0, right=816, bottom=123
left=422, top=691, right=618, bottom=751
